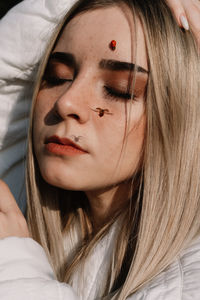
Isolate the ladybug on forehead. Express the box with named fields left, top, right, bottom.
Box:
left=110, top=40, right=117, bottom=51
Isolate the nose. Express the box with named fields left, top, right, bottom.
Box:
left=54, top=80, right=91, bottom=124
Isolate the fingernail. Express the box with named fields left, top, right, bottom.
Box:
left=180, top=15, right=189, bottom=31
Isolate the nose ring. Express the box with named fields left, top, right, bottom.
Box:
left=71, top=135, right=82, bottom=143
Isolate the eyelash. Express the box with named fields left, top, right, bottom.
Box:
left=43, top=76, right=72, bottom=86
left=104, top=86, right=134, bottom=101
left=43, top=76, right=135, bottom=101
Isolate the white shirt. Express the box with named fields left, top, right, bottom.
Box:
left=0, top=233, right=200, bottom=299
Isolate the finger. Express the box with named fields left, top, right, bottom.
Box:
left=0, top=180, right=21, bottom=214
left=182, top=0, right=200, bottom=46
left=165, top=0, right=187, bottom=28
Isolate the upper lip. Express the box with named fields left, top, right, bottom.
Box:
left=44, top=135, right=87, bottom=152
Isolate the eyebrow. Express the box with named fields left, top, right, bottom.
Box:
left=50, top=52, right=76, bottom=68
left=99, top=59, right=149, bottom=74
left=49, top=52, right=149, bottom=74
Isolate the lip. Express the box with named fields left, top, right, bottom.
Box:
left=44, top=135, right=87, bottom=156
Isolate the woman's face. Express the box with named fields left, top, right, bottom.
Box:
left=33, top=5, right=148, bottom=192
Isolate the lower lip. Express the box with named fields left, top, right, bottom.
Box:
left=45, top=143, right=86, bottom=156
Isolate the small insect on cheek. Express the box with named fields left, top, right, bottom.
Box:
left=91, top=107, right=113, bottom=117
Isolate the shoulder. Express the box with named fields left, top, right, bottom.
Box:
left=128, top=236, right=200, bottom=300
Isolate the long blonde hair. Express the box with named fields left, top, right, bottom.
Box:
left=26, top=0, right=200, bottom=299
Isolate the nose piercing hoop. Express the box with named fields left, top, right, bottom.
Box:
left=70, top=135, right=82, bottom=143
left=91, top=108, right=113, bottom=118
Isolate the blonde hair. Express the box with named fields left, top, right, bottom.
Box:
left=26, top=0, right=200, bottom=299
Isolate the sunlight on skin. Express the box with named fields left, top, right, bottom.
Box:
left=33, top=6, right=148, bottom=225
left=0, top=0, right=199, bottom=236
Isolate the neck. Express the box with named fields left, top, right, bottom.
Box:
left=86, top=182, right=131, bottom=230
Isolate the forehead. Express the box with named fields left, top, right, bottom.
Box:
left=55, top=5, right=147, bottom=70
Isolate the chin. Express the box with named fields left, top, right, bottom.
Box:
left=38, top=164, right=87, bottom=191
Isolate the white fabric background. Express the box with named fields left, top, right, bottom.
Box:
left=0, top=0, right=77, bottom=213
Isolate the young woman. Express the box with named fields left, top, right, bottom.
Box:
left=0, top=0, right=200, bottom=299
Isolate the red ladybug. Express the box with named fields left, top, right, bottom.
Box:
left=110, top=40, right=117, bottom=51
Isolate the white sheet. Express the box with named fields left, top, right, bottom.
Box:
left=0, top=0, right=77, bottom=212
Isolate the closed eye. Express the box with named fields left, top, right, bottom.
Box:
left=104, top=86, right=134, bottom=101
left=42, top=76, right=73, bottom=87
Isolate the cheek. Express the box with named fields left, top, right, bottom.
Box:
left=32, top=96, right=50, bottom=159
left=34, top=91, right=50, bottom=118
left=33, top=92, right=52, bottom=135
left=94, top=108, right=146, bottom=183
left=96, top=103, right=146, bottom=159
left=94, top=103, right=127, bottom=145
left=115, top=113, right=146, bottom=182
left=125, top=115, right=146, bottom=166
left=33, top=104, right=43, bottom=143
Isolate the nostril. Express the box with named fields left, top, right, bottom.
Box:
left=53, top=100, right=83, bottom=122
left=68, top=113, right=80, bottom=120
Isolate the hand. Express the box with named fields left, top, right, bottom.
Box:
left=0, top=180, right=30, bottom=238
left=165, top=0, right=200, bottom=48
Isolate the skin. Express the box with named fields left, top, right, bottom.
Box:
left=33, top=6, right=148, bottom=225
left=165, top=0, right=200, bottom=48
left=0, top=0, right=199, bottom=237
